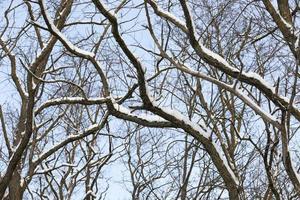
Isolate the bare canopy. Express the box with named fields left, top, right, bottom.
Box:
left=0, top=0, right=300, bottom=199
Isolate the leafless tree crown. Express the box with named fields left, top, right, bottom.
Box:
left=0, top=0, right=300, bottom=199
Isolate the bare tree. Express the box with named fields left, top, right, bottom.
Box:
left=0, top=0, right=300, bottom=199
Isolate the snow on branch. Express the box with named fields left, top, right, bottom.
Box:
left=111, top=98, right=173, bottom=128
left=33, top=113, right=109, bottom=166
left=147, top=0, right=300, bottom=122
left=35, top=97, right=110, bottom=114
left=39, top=0, right=95, bottom=58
